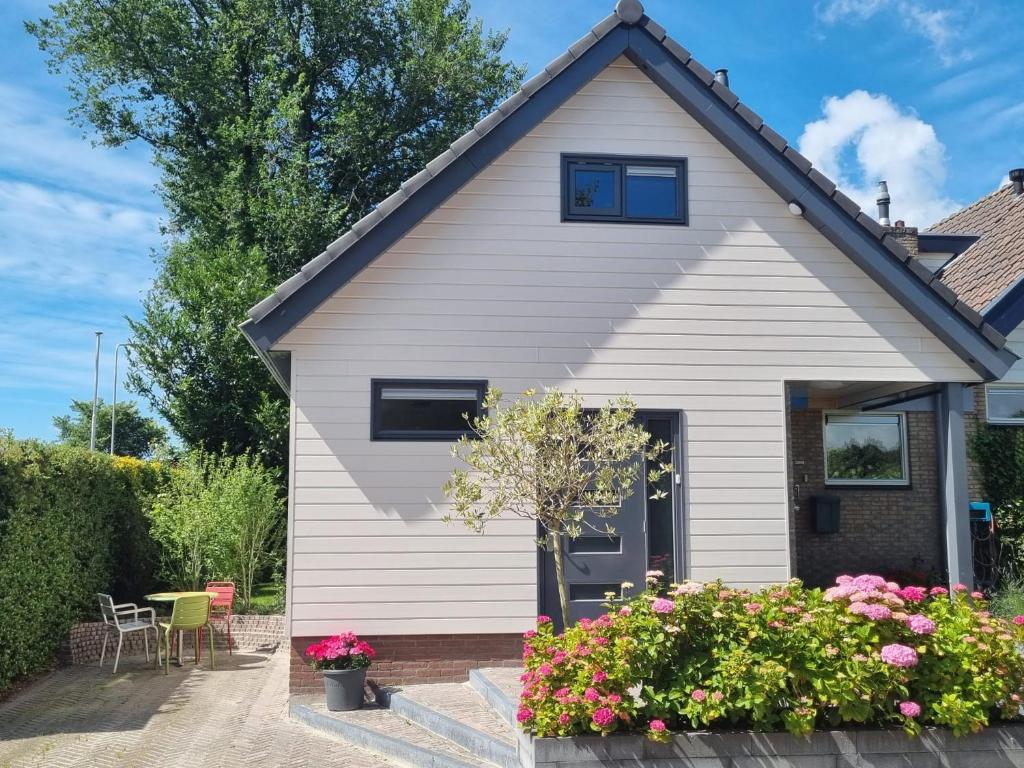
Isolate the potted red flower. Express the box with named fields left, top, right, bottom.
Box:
left=305, top=632, right=376, bottom=711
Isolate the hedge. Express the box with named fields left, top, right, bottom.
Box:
left=0, top=439, right=166, bottom=692
left=970, top=423, right=1024, bottom=580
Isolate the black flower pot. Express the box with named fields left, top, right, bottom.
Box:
left=323, top=667, right=367, bottom=711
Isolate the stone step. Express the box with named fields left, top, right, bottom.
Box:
left=290, top=700, right=500, bottom=768
left=386, top=683, right=518, bottom=768
left=468, top=668, right=522, bottom=728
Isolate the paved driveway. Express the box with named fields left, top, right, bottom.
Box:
left=0, top=650, right=395, bottom=767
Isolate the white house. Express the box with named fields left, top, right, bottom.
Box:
left=240, top=0, right=1016, bottom=691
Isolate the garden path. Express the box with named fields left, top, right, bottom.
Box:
left=0, top=649, right=397, bottom=767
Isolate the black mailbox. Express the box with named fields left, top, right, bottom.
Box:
left=812, top=495, right=840, bottom=534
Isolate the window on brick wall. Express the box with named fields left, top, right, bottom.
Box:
left=985, top=385, right=1024, bottom=425
left=823, top=412, right=909, bottom=486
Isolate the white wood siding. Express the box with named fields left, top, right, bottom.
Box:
left=281, top=58, right=979, bottom=638
left=996, top=326, right=1024, bottom=384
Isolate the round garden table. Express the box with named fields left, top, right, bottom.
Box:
left=145, top=591, right=217, bottom=667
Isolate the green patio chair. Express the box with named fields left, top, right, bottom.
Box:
left=157, top=594, right=214, bottom=674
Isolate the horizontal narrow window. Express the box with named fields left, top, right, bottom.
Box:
left=371, top=379, right=486, bottom=441
left=567, top=536, right=621, bottom=554
left=986, top=385, right=1024, bottom=425
left=562, top=154, right=687, bottom=225
left=823, top=412, right=909, bottom=486
left=569, top=583, right=620, bottom=602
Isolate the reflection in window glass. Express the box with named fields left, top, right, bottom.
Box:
left=626, top=166, right=678, bottom=219
left=645, top=417, right=675, bottom=582
left=572, top=168, right=617, bottom=211
left=824, top=412, right=908, bottom=485
left=986, top=386, right=1024, bottom=424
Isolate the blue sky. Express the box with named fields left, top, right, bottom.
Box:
left=2, top=0, right=1022, bottom=440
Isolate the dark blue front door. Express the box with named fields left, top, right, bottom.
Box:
left=540, top=412, right=679, bottom=629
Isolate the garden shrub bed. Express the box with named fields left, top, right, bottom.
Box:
left=0, top=440, right=165, bottom=692
left=518, top=575, right=1024, bottom=742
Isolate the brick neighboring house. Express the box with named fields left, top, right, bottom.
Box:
left=791, top=173, right=1024, bottom=587
left=240, top=0, right=1019, bottom=691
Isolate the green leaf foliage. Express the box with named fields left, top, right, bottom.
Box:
left=28, top=0, right=525, bottom=467
left=969, top=424, right=1024, bottom=579
left=0, top=439, right=166, bottom=693
left=443, top=388, right=671, bottom=627
left=53, top=397, right=168, bottom=459
left=519, top=577, right=1024, bottom=741
left=148, top=450, right=284, bottom=608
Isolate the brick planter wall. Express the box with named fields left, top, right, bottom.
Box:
left=62, top=614, right=285, bottom=665
left=789, top=407, right=943, bottom=587
left=289, top=633, right=522, bottom=694
left=522, top=725, right=1024, bottom=768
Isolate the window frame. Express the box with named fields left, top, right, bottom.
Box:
left=560, top=153, right=688, bottom=225
left=985, top=384, right=1024, bottom=425
left=822, top=410, right=910, bottom=487
left=370, top=378, right=487, bottom=441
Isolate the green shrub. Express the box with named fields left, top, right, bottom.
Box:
left=0, top=440, right=166, bottom=692
left=148, top=450, right=283, bottom=609
left=519, top=575, right=1024, bottom=740
left=205, top=452, right=283, bottom=610
left=970, top=424, right=1024, bottom=579
left=990, top=580, right=1024, bottom=621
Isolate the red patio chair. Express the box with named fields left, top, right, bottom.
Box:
left=202, top=581, right=235, bottom=656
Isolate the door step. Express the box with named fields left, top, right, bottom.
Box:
left=387, top=683, right=518, bottom=768
left=291, top=701, right=498, bottom=768
left=290, top=667, right=526, bottom=768
left=468, top=668, right=521, bottom=728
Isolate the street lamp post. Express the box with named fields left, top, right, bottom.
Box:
left=89, top=332, right=103, bottom=451
left=110, top=342, right=133, bottom=455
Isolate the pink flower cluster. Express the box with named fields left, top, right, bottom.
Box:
left=905, top=614, right=936, bottom=635
left=305, top=632, right=376, bottom=671
left=825, top=575, right=905, bottom=615
left=899, top=700, right=922, bottom=718
left=651, top=597, right=675, bottom=614
left=880, top=643, right=919, bottom=668
left=519, top=611, right=627, bottom=734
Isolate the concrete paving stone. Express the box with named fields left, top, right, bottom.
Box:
left=0, top=651, right=397, bottom=768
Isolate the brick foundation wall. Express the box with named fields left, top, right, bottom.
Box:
left=789, top=407, right=944, bottom=587
left=289, top=633, right=523, bottom=694
left=62, top=614, right=285, bottom=665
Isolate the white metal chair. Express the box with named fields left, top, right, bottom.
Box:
left=96, top=593, right=159, bottom=673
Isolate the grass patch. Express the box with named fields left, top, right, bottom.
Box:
left=246, top=582, right=285, bottom=614
left=990, top=580, right=1024, bottom=620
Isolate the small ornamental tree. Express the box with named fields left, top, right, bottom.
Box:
left=443, top=388, right=670, bottom=628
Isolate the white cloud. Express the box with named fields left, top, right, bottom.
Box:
left=0, top=83, right=160, bottom=203
left=0, top=180, right=161, bottom=299
left=816, top=0, right=968, bottom=66
left=797, top=90, right=959, bottom=227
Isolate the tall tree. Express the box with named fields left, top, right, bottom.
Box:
left=53, top=398, right=168, bottom=458
left=29, top=0, right=524, bottom=466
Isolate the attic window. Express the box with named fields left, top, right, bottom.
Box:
left=371, top=379, right=486, bottom=441
left=562, top=155, right=687, bottom=225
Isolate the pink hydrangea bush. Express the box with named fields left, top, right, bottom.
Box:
left=305, top=632, right=376, bottom=671
left=518, top=576, right=1024, bottom=740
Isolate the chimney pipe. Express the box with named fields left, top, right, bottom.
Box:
left=876, top=180, right=891, bottom=226
left=714, top=69, right=729, bottom=87
left=1011, top=168, right=1024, bottom=196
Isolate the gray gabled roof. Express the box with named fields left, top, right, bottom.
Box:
left=241, top=0, right=1016, bottom=384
